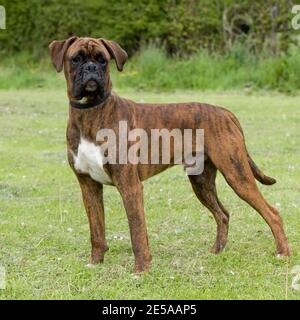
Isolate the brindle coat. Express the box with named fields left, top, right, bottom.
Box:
left=49, top=37, right=291, bottom=273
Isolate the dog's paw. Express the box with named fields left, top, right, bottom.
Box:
left=86, top=263, right=97, bottom=269
left=134, top=261, right=151, bottom=273
left=210, top=241, right=226, bottom=254
left=89, top=249, right=106, bottom=265
left=276, top=253, right=290, bottom=259
left=276, top=246, right=292, bottom=258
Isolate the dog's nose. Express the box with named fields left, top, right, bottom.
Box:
left=86, top=63, right=98, bottom=73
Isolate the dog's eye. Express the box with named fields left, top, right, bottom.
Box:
left=71, top=56, right=82, bottom=65
left=97, top=55, right=106, bottom=65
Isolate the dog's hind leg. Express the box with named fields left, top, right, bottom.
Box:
left=210, top=143, right=291, bottom=256
left=188, top=159, right=230, bottom=253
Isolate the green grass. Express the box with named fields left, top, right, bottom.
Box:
left=114, top=45, right=300, bottom=94
left=0, top=88, right=300, bottom=299
left=1, top=45, right=300, bottom=93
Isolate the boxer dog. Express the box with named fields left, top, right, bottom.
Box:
left=49, top=36, right=291, bottom=273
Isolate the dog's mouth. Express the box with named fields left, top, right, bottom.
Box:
left=84, top=80, right=99, bottom=92
left=73, top=77, right=103, bottom=100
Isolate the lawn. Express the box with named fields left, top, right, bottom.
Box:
left=0, top=89, right=299, bottom=299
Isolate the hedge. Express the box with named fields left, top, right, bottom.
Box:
left=0, top=0, right=296, bottom=56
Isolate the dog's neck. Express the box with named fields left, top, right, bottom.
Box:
left=70, top=92, right=111, bottom=110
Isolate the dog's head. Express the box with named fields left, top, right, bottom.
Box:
left=49, top=37, right=128, bottom=101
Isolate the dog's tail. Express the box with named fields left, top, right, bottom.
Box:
left=247, top=153, right=276, bottom=185
left=226, top=110, right=277, bottom=185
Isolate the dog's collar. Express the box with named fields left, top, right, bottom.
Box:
left=70, top=93, right=111, bottom=110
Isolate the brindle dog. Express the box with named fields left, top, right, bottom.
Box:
left=49, top=37, right=291, bottom=273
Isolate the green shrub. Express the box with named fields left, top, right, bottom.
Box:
left=1, top=45, right=299, bottom=93
left=113, top=44, right=300, bottom=93
left=0, top=0, right=296, bottom=56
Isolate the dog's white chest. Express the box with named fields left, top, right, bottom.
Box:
left=72, top=138, right=112, bottom=185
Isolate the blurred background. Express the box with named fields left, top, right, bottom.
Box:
left=0, top=0, right=299, bottom=93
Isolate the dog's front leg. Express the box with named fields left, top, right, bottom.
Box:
left=77, top=174, right=108, bottom=265
left=113, top=168, right=152, bottom=273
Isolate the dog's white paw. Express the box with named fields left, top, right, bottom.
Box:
left=86, top=263, right=97, bottom=268
left=276, top=253, right=288, bottom=259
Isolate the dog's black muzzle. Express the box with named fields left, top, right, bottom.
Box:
left=82, top=62, right=101, bottom=91
left=73, top=61, right=104, bottom=98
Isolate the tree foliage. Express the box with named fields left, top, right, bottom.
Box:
left=0, top=0, right=296, bottom=56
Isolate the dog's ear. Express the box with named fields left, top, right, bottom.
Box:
left=99, top=38, right=128, bottom=72
left=49, top=36, right=78, bottom=72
